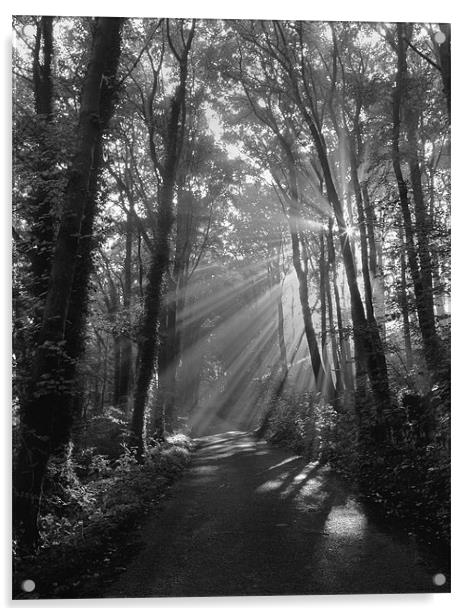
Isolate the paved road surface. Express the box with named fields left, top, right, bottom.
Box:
left=105, top=431, right=449, bottom=597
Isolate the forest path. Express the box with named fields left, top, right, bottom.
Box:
left=104, top=431, right=448, bottom=597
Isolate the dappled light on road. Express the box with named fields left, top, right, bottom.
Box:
left=190, top=465, right=219, bottom=475
left=280, top=461, right=321, bottom=498
left=266, top=456, right=302, bottom=471
left=106, top=431, right=448, bottom=598
left=256, top=474, right=291, bottom=494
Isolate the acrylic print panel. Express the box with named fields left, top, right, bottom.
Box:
left=12, top=12, right=450, bottom=600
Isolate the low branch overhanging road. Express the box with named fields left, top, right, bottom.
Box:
left=104, top=431, right=449, bottom=597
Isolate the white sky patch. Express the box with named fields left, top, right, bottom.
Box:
left=205, top=106, right=224, bottom=140
left=204, top=104, right=255, bottom=163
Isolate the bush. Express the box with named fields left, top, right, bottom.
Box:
left=41, top=449, right=97, bottom=523
left=265, top=393, right=336, bottom=461
left=264, top=388, right=450, bottom=547
left=76, top=409, right=128, bottom=459
left=13, top=433, right=194, bottom=598
left=354, top=438, right=450, bottom=544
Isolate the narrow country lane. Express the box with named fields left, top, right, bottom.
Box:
left=104, top=431, right=449, bottom=597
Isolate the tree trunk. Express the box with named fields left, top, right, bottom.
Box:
left=116, top=210, right=134, bottom=414
left=273, top=244, right=288, bottom=374
left=437, top=23, right=451, bottom=120
left=153, top=290, right=178, bottom=438
left=57, top=21, right=123, bottom=448
left=299, top=108, right=390, bottom=414
left=319, top=232, right=328, bottom=352
left=107, top=277, right=122, bottom=408
left=349, top=135, right=388, bottom=416
left=29, top=17, right=56, bottom=322
left=392, top=23, right=441, bottom=375
left=362, top=183, right=385, bottom=338
left=178, top=311, right=204, bottom=418
left=13, top=18, right=123, bottom=549
left=399, top=222, right=413, bottom=370
left=131, top=22, right=195, bottom=457
left=327, top=221, right=352, bottom=403
left=324, top=229, right=342, bottom=400
left=284, top=154, right=324, bottom=390
left=154, top=188, right=194, bottom=434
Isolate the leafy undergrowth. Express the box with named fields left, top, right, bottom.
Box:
left=353, top=438, right=450, bottom=548
left=264, top=393, right=337, bottom=461
left=264, top=391, right=450, bottom=553
left=13, top=434, right=194, bottom=599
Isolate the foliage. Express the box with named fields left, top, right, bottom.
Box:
left=12, top=434, right=193, bottom=598
left=355, top=433, right=450, bottom=545
left=77, top=410, right=129, bottom=459
left=264, top=382, right=450, bottom=547
left=265, top=393, right=337, bottom=461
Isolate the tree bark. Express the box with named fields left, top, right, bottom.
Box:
left=154, top=188, right=194, bottom=434
left=300, top=111, right=390, bottom=414
left=29, top=17, right=56, bottom=320
left=273, top=243, right=288, bottom=373
left=58, top=20, right=123, bottom=447
left=283, top=152, right=324, bottom=390
left=131, top=21, right=195, bottom=457
left=437, top=23, right=451, bottom=120
left=325, top=236, right=342, bottom=399
left=14, top=18, right=123, bottom=549
left=266, top=19, right=391, bottom=413
left=327, top=221, right=352, bottom=402
left=116, top=210, right=134, bottom=414
left=391, top=23, right=441, bottom=375
left=362, top=184, right=386, bottom=338
left=319, top=232, right=328, bottom=352
left=398, top=221, right=413, bottom=370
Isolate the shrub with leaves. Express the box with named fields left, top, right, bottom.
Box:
left=264, top=386, right=450, bottom=547
left=265, top=393, right=336, bottom=461
left=13, top=433, right=194, bottom=598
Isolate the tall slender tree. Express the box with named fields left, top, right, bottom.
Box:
left=391, top=23, right=442, bottom=376
left=131, top=20, right=195, bottom=456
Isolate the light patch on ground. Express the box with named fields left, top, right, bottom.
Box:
left=324, top=497, right=368, bottom=539
left=266, top=456, right=302, bottom=472
left=280, top=462, right=320, bottom=497
left=192, top=465, right=219, bottom=475
left=255, top=472, right=290, bottom=494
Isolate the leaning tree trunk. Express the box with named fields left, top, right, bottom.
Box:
left=279, top=35, right=391, bottom=412
left=284, top=152, right=324, bottom=390
left=13, top=18, right=123, bottom=549
left=301, top=113, right=391, bottom=414
left=349, top=134, right=389, bottom=414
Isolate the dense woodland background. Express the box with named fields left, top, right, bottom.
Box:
left=12, top=16, right=450, bottom=592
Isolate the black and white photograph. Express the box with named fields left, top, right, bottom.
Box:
left=11, top=5, right=453, bottom=603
